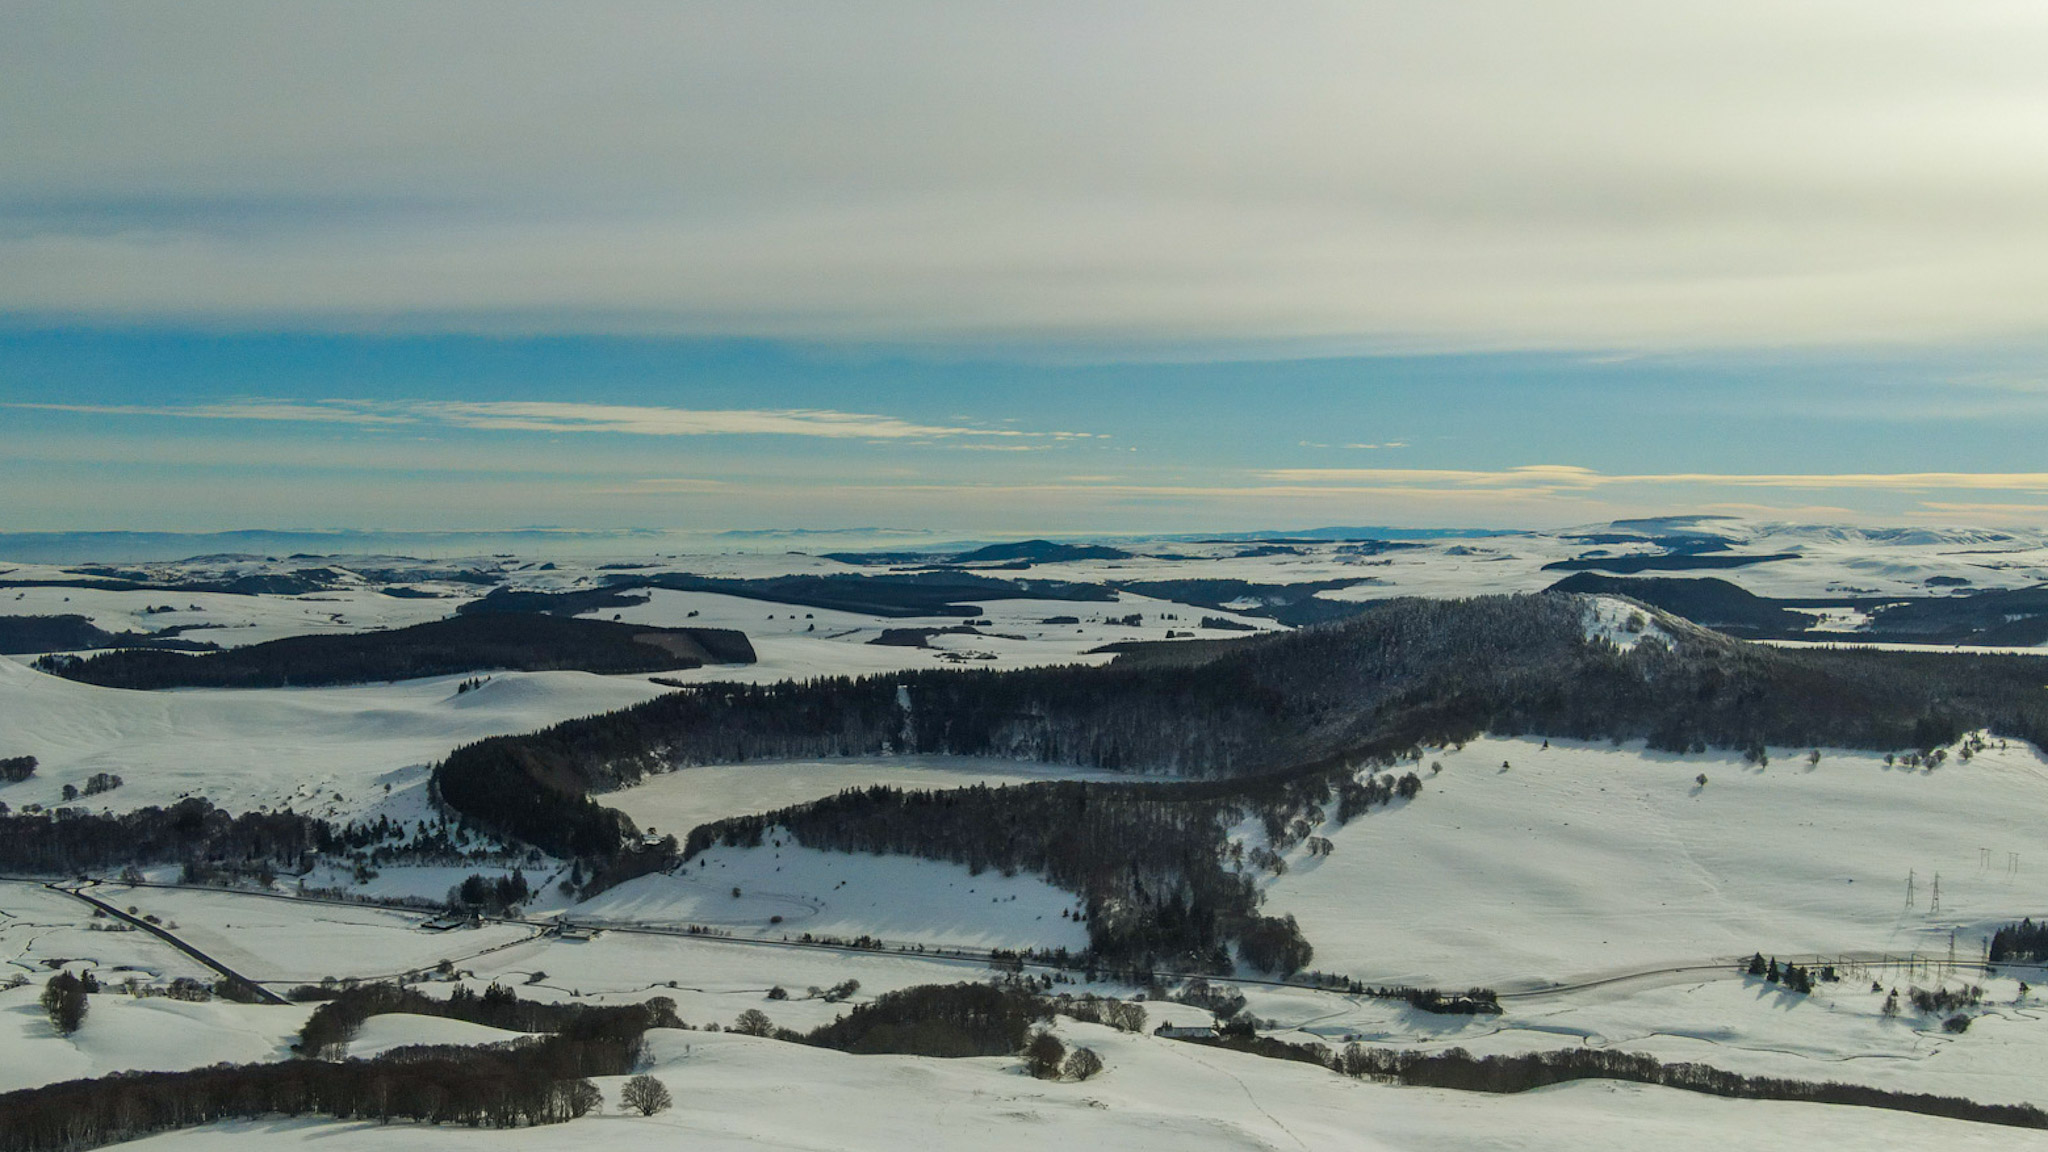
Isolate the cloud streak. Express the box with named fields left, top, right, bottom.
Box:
left=1262, top=466, right=2048, bottom=494
left=8, top=3, right=2048, bottom=348
left=10, top=399, right=1091, bottom=442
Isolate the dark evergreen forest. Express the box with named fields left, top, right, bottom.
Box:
left=39, top=614, right=754, bottom=689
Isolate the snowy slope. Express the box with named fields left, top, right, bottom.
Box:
left=577, top=840, right=1088, bottom=952
left=0, top=658, right=670, bottom=820
left=117, top=1023, right=2048, bottom=1152
left=0, top=983, right=310, bottom=1094
left=1261, top=735, right=2048, bottom=988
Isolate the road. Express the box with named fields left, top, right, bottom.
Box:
left=42, top=879, right=292, bottom=1005
left=18, top=873, right=2036, bottom=1019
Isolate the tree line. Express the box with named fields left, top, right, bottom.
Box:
left=294, top=980, right=680, bottom=1060
left=1184, top=1032, right=2048, bottom=1131
left=1991, top=918, right=2048, bottom=963
left=0, top=980, right=683, bottom=1151
left=39, top=613, right=753, bottom=689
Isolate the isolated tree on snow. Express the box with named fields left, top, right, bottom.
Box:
left=1023, top=1031, right=1067, bottom=1079
left=41, top=972, right=88, bottom=1035
left=620, top=1074, right=672, bottom=1116
left=1062, top=1046, right=1104, bottom=1081
left=733, top=1008, right=774, bottom=1037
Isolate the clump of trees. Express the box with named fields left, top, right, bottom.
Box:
left=1745, top=954, right=1821, bottom=994
left=448, top=871, right=530, bottom=915
left=40, top=972, right=88, bottom=1035
left=0, top=756, right=35, bottom=783
left=1062, top=1046, right=1104, bottom=1080
left=295, top=981, right=679, bottom=1061
left=1991, top=918, right=2048, bottom=963
left=804, top=983, right=1046, bottom=1058
left=1023, top=1031, right=1067, bottom=1079
left=1049, top=993, right=1146, bottom=1033
left=1909, top=985, right=1982, bottom=1015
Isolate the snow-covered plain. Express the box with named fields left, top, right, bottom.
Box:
left=113, top=1023, right=2048, bottom=1152
left=578, top=839, right=1089, bottom=952
left=0, top=980, right=310, bottom=1094
left=1262, top=735, right=2048, bottom=989
left=0, top=657, right=671, bottom=821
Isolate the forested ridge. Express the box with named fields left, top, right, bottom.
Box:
left=437, top=593, right=2048, bottom=857
left=424, top=593, right=2048, bottom=968
left=40, top=613, right=753, bottom=689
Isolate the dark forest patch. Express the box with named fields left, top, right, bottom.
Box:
left=38, top=614, right=753, bottom=689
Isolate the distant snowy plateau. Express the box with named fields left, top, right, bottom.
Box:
left=5, top=517, right=2048, bottom=1150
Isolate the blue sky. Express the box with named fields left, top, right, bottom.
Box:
left=6, top=331, right=2046, bottom=535
left=5, top=3, right=2048, bottom=535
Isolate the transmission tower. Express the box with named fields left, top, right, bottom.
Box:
left=1905, top=869, right=1917, bottom=911
left=1930, top=872, right=1941, bottom=917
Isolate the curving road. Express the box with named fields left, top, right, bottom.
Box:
left=44, top=880, right=291, bottom=1005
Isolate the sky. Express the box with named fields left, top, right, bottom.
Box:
left=4, top=1, right=2048, bottom=537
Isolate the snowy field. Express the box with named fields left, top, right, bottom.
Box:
left=96, top=884, right=537, bottom=985
left=604, top=755, right=1136, bottom=841
left=0, top=879, right=216, bottom=986
left=1262, top=735, right=2048, bottom=988
left=578, top=839, right=1089, bottom=952
left=0, top=982, right=311, bottom=1094
left=10, top=864, right=2048, bottom=1113
left=0, top=656, right=672, bottom=821
left=115, top=1022, right=2048, bottom=1152
left=0, top=574, right=459, bottom=647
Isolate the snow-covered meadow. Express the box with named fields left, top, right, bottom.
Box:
left=109, top=1022, right=2048, bottom=1152
left=1261, top=735, right=2048, bottom=989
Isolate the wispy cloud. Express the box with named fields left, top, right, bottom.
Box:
left=10, top=398, right=1092, bottom=442
left=14, top=400, right=414, bottom=426
left=1262, top=467, right=2048, bottom=493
